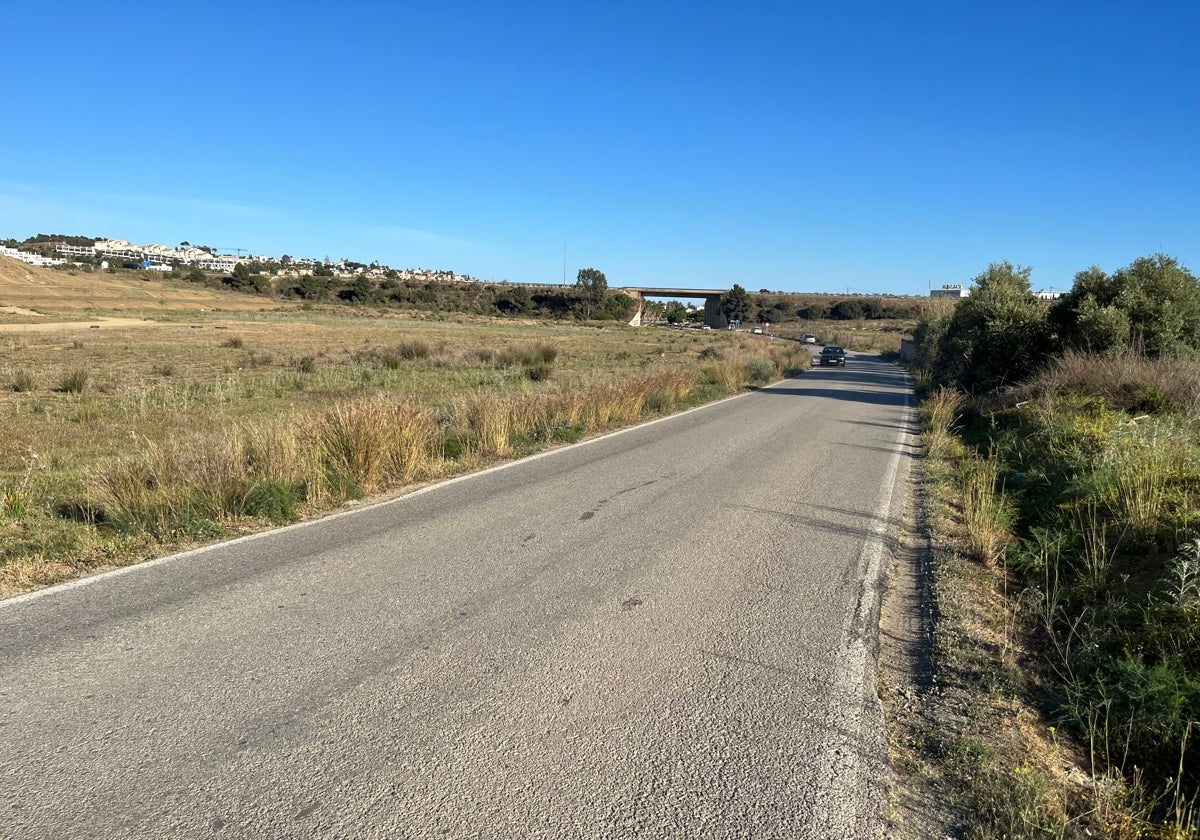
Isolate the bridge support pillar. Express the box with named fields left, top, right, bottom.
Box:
left=703, top=296, right=728, bottom=329
left=627, top=290, right=644, bottom=326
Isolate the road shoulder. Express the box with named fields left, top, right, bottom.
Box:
left=878, top=470, right=957, bottom=838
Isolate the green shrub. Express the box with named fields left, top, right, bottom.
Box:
left=744, top=355, right=776, bottom=384
left=551, top=423, right=584, bottom=444
left=242, top=480, right=301, bottom=522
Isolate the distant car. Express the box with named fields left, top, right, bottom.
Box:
left=801, top=333, right=817, bottom=344
left=819, top=345, right=847, bottom=366
left=701, top=324, right=712, bottom=330
left=752, top=328, right=764, bottom=334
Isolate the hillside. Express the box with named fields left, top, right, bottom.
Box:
left=0, top=256, right=281, bottom=320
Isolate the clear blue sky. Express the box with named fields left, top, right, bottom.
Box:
left=3, top=1, right=1196, bottom=295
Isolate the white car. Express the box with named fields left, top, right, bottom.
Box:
left=801, top=333, right=817, bottom=344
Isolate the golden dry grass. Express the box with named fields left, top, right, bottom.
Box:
left=0, top=255, right=278, bottom=319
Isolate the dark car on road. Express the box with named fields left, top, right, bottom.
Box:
left=818, top=345, right=847, bottom=366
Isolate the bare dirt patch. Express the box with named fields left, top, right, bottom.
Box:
left=0, top=316, right=169, bottom=334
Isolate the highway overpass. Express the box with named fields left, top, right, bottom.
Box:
left=621, top=287, right=729, bottom=327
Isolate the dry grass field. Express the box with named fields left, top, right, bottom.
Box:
left=0, top=255, right=279, bottom=321
left=0, top=258, right=808, bottom=595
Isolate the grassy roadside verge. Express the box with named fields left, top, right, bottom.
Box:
left=1, top=314, right=807, bottom=596
left=888, top=361, right=1200, bottom=839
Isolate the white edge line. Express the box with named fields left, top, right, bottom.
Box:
left=2, top=385, right=772, bottom=608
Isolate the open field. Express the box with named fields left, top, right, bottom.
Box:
left=771, top=318, right=913, bottom=354
left=0, top=276, right=807, bottom=596
left=0, top=255, right=281, bottom=319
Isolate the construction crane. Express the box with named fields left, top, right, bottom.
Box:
left=217, top=247, right=249, bottom=258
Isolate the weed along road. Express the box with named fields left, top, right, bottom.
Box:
left=1, top=353, right=913, bottom=839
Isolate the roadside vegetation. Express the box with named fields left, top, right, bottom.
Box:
left=0, top=313, right=807, bottom=595
left=901, top=255, right=1200, bottom=837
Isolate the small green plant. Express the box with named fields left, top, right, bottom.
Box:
left=242, top=480, right=301, bottom=522
left=295, top=355, right=317, bottom=373
left=1, top=451, right=37, bottom=518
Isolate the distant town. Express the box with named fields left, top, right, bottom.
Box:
left=0, top=236, right=483, bottom=286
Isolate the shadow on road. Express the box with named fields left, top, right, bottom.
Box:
left=758, top=361, right=912, bottom=407
left=724, top=502, right=905, bottom=553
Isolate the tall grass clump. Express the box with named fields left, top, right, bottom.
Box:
left=308, top=398, right=396, bottom=495
left=496, top=343, right=558, bottom=368
left=9, top=368, right=35, bottom=392
left=958, top=449, right=1014, bottom=567
left=643, top=369, right=697, bottom=413
left=922, top=387, right=965, bottom=460
left=491, top=342, right=560, bottom=379
left=187, top=443, right=254, bottom=520
left=57, top=368, right=89, bottom=394
left=383, top=402, right=438, bottom=482
left=94, top=440, right=194, bottom=535
left=700, top=358, right=742, bottom=391
left=465, top=395, right=507, bottom=455
left=394, top=339, right=432, bottom=361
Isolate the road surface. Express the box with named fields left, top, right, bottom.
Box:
left=1, top=353, right=914, bottom=839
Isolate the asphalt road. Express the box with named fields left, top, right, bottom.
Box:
left=1, top=352, right=914, bottom=839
